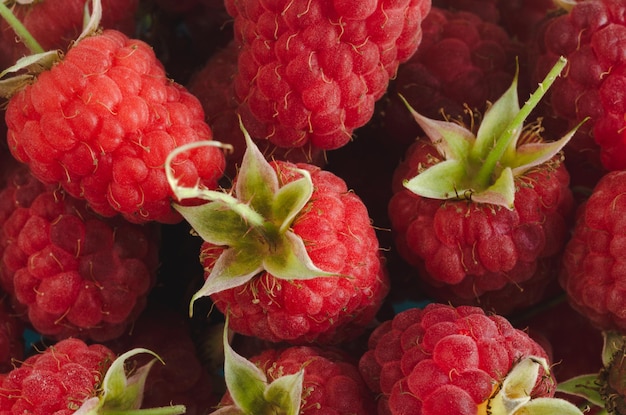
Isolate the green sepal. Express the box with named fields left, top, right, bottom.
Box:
left=403, top=159, right=472, bottom=200
left=512, top=397, right=588, bottom=415
left=74, top=348, right=186, bottom=415
left=215, top=320, right=304, bottom=415
left=236, top=125, right=280, bottom=217
left=399, top=95, right=475, bottom=161
left=508, top=118, right=587, bottom=176
left=556, top=374, right=604, bottom=408
left=273, top=172, right=313, bottom=233
left=471, top=167, right=515, bottom=208
left=190, top=244, right=264, bottom=315
left=77, top=0, right=102, bottom=43
left=473, top=70, right=521, bottom=165
left=174, top=201, right=256, bottom=247
left=487, top=356, right=584, bottom=415
left=263, top=231, right=332, bottom=280
left=602, top=331, right=626, bottom=367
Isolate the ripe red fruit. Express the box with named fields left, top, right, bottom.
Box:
left=4, top=29, right=226, bottom=224
left=225, top=0, right=432, bottom=150
left=387, top=61, right=576, bottom=315
left=560, top=170, right=626, bottom=333
left=0, top=337, right=186, bottom=414
left=0, top=338, right=116, bottom=414
left=0, top=163, right=160, bottom=341
left=187, top=40, right=326, bottom=179
left=530, top=0, right=626, bottom=174
left=169, top=132, right=389, bottom=344
left=358, top=303, right=581, bottom=415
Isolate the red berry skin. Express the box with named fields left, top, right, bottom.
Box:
left=358, top=303, right=555, bottom=415
left=560, top=170, right=626, bottom=333
left=388, top=138, right=574, bottom=315
left=219, top=345, right=377, bottom=415
left=187, top=40, right=327, bottom=179
left=4, top=29, right=226, bottom=224
left=204, top=161, right=390, bottom=344
left=0, top=164, right=160, bottom=342
left=0, top=337, right=116, bottom=414
left=225, top=0, right=432, bottom=150
left=530, top=0, right=626, bottom=174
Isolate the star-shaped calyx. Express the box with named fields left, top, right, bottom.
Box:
left=401, top=56, right=584, bottom=209
left=209, top=320, right=304, bottom=415
left=166, top=121, right=336, bottom=316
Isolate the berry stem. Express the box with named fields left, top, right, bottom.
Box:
left=474, top=56, right=567, bottom=189
left=0, top=2, right=44, bottom=55
left=101, top=405, right=186, bottom=415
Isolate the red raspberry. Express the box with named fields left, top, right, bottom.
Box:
left=0, top=163, right=160, bottom=341
left=388, top=137, right=574, bottom=314
left=530, top=0, right=626, bottom=174
left=226, top=0, right=432, bottom=150
left=560, top=170, right=626, bottom=333
left=4, top=29, right=226, bottom=224
left=187, top=40, right=326, bottom=179
left=204, top=160, right=389, bottom=344
left=0, top=337, right=116, bottom=414
left=358, top=303, right=556, bottom=415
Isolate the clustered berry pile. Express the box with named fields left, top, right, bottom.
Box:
left=0, top=0, right=624, bottom=413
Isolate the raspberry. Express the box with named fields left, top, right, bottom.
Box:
left=0, top=337, right=116, bottom=414
left=530, top=0, right=626, bottom=174
left=389, top=137, right=573, bottom=314
left=4, top=29, right=226, bottom=224
left=204, top=160, right=389, bottom=343
left=187, top=40, right=326, bottom=179
left=560, top=170, right=626, bottom=333
left=225, top=0, right=432, bottom=150
left=0, top=163, right=160, bottom=341
left=358, top=303, right=556, bottom=415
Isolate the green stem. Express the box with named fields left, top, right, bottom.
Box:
left=474, top=56, right=568, bottom=188
left=102, top=405, right=186, bottom=415
left=0, top=2, right=44, bottom=54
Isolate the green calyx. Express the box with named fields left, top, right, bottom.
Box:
left=401, top=56, right=583, bottom=209
left=166, top=121, right=335, bottom=316
left=210, top=320, right=304, bottom=415
left=74, top=348, right=186, bottom=415
left=480, top=356, right=584, bottom=415
left=558, top=331, right=626, bottom=414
